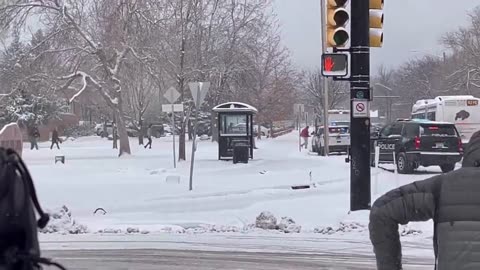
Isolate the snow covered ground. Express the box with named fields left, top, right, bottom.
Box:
left=22, top=132, right=441, bottom=255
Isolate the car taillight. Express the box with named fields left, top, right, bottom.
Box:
left=414, top=136, right=421, bottom=150
left=458, top=138, right=464, bottom=153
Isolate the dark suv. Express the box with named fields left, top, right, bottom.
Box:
left=371, top=119, right=463, bottom=174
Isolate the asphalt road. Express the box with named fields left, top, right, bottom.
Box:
left=43, top=249, right=434, bottom=270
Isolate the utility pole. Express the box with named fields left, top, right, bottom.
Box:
left=320, top=0, right=329, bottom=156
left=349, top=0, right=371, bottom=211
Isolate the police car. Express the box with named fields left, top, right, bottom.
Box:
left=312, top=125, right=350, bottom=155
left=371, top=119, right=463, bottom=174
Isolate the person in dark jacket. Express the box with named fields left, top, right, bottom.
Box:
left=144, top=124, right=152, bottom=149
left=50, top=127, right=60, bottom=150
left=29, top=126, right=40, bottom=150
left=369, top=130, right=480, bottom=270
left=300, top=126, right=310, bottom=149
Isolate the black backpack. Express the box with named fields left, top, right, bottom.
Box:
left=0, top=148, right=65, bottom=270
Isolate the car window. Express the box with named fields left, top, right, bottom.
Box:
left=380, top=125, right=392, bottom=137
left=390, top=124, right=403, bottom=136
left=404, top=124, right=419, bottom=138
left=420, top=124, right=458, bottom=137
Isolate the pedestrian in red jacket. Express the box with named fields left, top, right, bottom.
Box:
left=300, top=126, right=310, bottom=149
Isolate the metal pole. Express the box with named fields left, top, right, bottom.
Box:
left=299, top=127, right=301, bottom=152
left=172, top=103, right=177, bottom=168
left=320, top=0, right=330, bottom=156
left=189, top=85, right=201, bottom=191
left=350, top=0, right=371, bottom=211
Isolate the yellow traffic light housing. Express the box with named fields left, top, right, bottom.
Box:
left=369, top=0, right=383, bottom=47
left=326, top=0, right=350, bottom=47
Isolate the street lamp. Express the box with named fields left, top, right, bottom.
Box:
left=409, top=50, right=446, bottom=63
left=374, top=82, right=393, bottom=92
left=373, top=83, right=399, bottom=123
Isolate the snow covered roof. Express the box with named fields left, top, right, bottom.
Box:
left=212, top=102, right=258, bottom=113
left=399, top=119, right=453, bottom=125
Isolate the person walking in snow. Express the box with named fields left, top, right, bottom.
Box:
left=29, top=126, right=40, bottom=150
left=50, top=127, right=60, bottom=150
left=144, top=124, right=152, bottom=149
left=369, top=130, right=480, bottom=270
left=299, top=126, right=310, bottom=149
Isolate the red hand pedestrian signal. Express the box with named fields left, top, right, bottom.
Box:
left=321, top=53, right=348, bottom=77
left=324, top=57, right=335, bottom=71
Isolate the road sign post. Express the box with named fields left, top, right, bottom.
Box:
left=188, top=82, right=210, bottom=191
left=320, top=0, right=330, bottom=156
left=163, top=87, right=182, bottom=169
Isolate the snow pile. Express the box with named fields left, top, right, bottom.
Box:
left=314, top=222, right=367, bottom=235
left=278, top=217, right=301, bottom=233
left=254, top=211, right=301, bottom=233
left=41, top=205, right=88, bottom=234
left=400, top=225, right=423, bottom=236
left=97, top=224, right=244, bottom=235
left=185, top=224, right=243, bottom=234
left=255, top=211, right=278, bottom=230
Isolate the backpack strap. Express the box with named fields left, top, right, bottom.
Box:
left=432, top=177, right=443, bottom=270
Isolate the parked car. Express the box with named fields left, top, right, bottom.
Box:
left=150, top=124, right=165, bottom=138
left=231, top=123, right=268, bottom=136
left=94, top=122, right=113, bottom=137
left=312, top=125, right=350, bottom=155
left=370, top=119, right=463, bottom=174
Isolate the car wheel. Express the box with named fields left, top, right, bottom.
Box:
left=396, top=152, right=413, bottom=174
left=440, top=163, right=455, bottom=173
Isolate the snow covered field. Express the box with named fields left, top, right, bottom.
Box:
left=22, top=132, right=440, bottom=255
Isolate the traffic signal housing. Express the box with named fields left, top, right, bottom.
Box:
left=326, top=0, right=350, bottom=48
left=369, top=0, right=384, bottom=47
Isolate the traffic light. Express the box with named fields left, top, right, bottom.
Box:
left=369, top=0, right=384, bottom=47
left=322, top=53, right=348, bottom=77
left=326, top=0, right=350, bottom=47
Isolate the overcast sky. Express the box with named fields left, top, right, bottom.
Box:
left=273, top=0, right=480, bottom=74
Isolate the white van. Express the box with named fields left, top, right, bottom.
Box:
left=412, top=95, right=480, bottom=144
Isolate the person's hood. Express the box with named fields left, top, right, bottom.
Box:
left=462, top=130, right=480, bottom=167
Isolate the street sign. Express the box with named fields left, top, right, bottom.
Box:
left=321, top=53, right=348, bottom=77
left=189, top=82, right=210, bottom=107
left=161, top=104, right=184, bottom=113
left=352, top=100, right=369, bottom=118
left=164, top=87, right=181, bottom=104
left=293, top=104, right=304, bottom=114
left=188, top=81, right=211, bottom=191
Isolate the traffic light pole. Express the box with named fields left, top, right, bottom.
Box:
left=349, top=0, right=371, bottom=211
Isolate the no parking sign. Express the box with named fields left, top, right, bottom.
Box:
left=352, top=100, right=369, bottom=118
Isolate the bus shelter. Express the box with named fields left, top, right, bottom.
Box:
left=212, top=102, right=257, bottom=162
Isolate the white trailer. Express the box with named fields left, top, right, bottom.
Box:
left=412, top=95, right=480, bottom=143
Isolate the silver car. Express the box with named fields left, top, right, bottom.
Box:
left=312, top=125, right=350, bottom=155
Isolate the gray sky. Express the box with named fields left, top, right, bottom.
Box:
left=273, top=0, right=480, bottom=74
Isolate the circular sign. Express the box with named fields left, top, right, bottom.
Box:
left=355, top=102, right=365, bottom=112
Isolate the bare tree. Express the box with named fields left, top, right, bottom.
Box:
left=123, top=63, right=155, bottom=145
left=0, top=0, right=156, bottom=156
left=301, top=69, right=348, bottom=115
